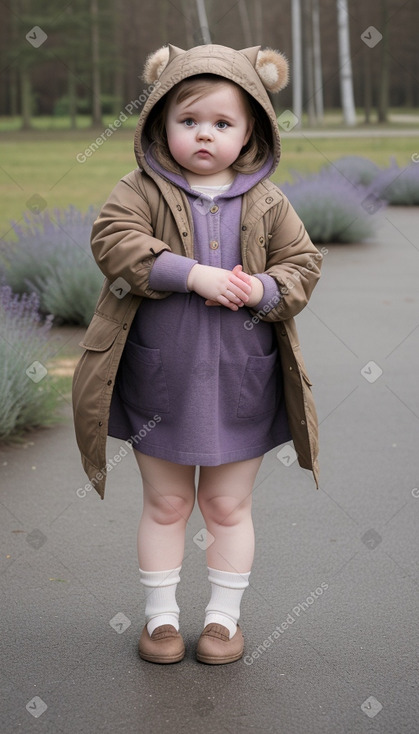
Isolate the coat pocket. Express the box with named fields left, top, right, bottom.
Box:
left=237, top=350, right=279, bottom=419
left=118, top=339, right=170, bottom=414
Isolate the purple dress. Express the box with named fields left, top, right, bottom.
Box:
left=108, top=156, right=291, bottom=464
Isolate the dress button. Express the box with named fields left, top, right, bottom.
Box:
left=210, top=205, right=219, bottom=213
left=210, top=240, right=219, bottom=250
left=258, top=236, right=265, bottom=245
left=266, top=196, right=273, bottom=204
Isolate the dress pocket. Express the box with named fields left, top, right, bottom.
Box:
left=119, top=339, right=170, bottom=414
left=237, top=350, right=279, bottom=419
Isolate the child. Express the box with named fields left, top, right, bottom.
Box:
left=72, top=43, right=322, bottom=665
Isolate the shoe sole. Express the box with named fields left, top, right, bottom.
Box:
left=139, top=648, right=185, bottom=664
left=196, top=650, right=243, bottom=665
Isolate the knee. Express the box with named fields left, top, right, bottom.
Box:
left=146, top=494, right=194, bottom=526
left=198, top=494, right=250, bottom=527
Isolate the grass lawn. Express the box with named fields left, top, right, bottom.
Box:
left=0, top=120, right=417, bottom=236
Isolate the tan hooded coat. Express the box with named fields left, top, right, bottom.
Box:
left=72, top=44, right=322, bottom=499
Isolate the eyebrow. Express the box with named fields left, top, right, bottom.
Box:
left=178, top=106, right=237, bottom=123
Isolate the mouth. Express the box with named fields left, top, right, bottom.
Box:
left=196, top=149, right=212, bottom=157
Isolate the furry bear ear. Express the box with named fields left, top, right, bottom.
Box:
left=143, top=44, right=185, bottom=84
left=255, top=48, right=289, bottom=93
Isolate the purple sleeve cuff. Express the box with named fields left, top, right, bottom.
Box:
left=149, top=251, right=198, bottom=292
left=252, top=274, right=281, bottom=312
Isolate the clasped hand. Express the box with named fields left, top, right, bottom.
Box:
left=187, top=264, right=263, bottom=311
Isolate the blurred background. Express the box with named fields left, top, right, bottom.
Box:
left=0, top=0, right=418, bottom=129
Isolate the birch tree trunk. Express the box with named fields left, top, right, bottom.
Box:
left=312, top=0, right=324, bottom=123
left=377, top=0, right=389, bottom=123
left=291, top=0, right=303, bottom=127
left=336, top=0, right=356, bottom=126
left=303, top=0, right=316, bottom=126
left=195, top=0, right=211, bottom=44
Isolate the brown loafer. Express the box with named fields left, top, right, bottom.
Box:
left=138, top=624, right=185, bottom=664
left=196, top=623, right=244, bottom=665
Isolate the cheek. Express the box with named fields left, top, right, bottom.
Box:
left=167, top=126, right=189, bottom=154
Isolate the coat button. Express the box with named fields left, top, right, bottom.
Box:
left=182, top=231, right=188, bottom=237
left=265, top=196, right=273, bottom=204
left=241, top=225, right=247, bottom=231
left=98, top=421, right=103, bottom=426
left=107, top=379, right=112, bottom=386
left=210, top=205, right=219, bottom=213
left=289, top=366, right=293, bottom=370
left=122, top=323, right=128, bottom=330
left=301, top=419, right=306, bottom=425
left=176, top=204, right=182, bottom=211
left=258, top=236, right=264, bottom=245
left=281, top=330, right=286, bottom=336
left=210, top=240, right=219, bottom=250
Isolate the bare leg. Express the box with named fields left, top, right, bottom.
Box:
left=134, top=452, right=196, bottom=571
left=197, top=456, right=263, bottom=573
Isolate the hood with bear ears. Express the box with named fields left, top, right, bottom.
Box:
left=134, top=43, right=289, bottom=177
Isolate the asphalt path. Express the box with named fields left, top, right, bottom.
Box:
left=1, top=207, right=418, bottom=734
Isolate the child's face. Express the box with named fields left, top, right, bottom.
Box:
left=165, top=82, right=254, bottom=184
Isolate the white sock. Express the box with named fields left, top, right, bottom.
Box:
left=204, top=567, right=250, bottom=639
left=139, top=566, right=181, bottom=636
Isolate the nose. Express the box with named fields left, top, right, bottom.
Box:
left=196, top=123, right=213, bottom=141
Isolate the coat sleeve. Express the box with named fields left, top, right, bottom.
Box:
left=90, top=174, right=173, bottom=299
left=253, top=192, right=323, bottom=322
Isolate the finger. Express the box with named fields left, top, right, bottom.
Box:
left=225, top=288, right=245, bottom=305
left=228, top=274, right=252, bottom=294
left=218, top=295, right=239, bottom=311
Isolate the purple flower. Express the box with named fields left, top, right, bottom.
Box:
left=368, top=159, right=419, bottom=205
left=280, top=169, right=381, bottom=244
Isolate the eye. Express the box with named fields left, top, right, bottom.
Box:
left=183, top=118, right=195, bottom=127
left=216, top=121, right=229, bottom=130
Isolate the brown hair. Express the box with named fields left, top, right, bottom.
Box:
left=145, top=74, right=272, bottom=175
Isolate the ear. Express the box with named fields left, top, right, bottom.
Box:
left=142, top=44, right=185, bottom=84
left=240, top=45, right=262, bottom=67
left=254, top=48, right=289, bottom=93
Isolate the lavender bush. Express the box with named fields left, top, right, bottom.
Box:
left=1, top=206, right=103, bottom=326
left=281, top=170, right=380, bottom=244
left=0, top=286, right=59, bottom=440
left=326, top=156, right=381, bottom=187
left=368, top=159, right=419, bottom=205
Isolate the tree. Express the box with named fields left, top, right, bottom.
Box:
left=291, top=0, right=303, bottom=127
left=90, top=0, right=102, bottom=126
left=312, top=0, right=323, bottom=123
left=377, top=0, right=389, bottom=123
left=195, top=0, right=211, bottom=44
left=336, top=0, right=356, bottom=126
left=303, top=0, right=316, bottom=126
